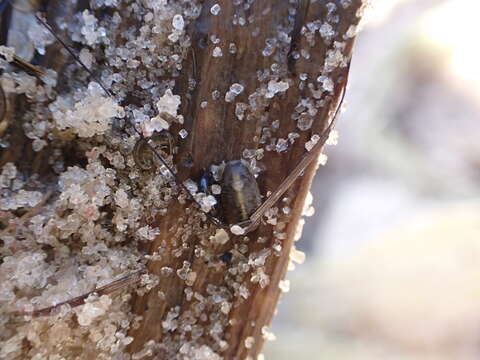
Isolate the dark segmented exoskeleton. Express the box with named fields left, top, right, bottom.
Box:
left=220, top=160, right=262, bottom=226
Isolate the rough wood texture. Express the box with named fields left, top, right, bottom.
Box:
left=0, top=1, right=364, bottom=359
left=128, top=1, right=364, bottom=358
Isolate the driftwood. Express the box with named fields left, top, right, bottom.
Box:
left=0, top=1, right=365, bottom=359
left=127, top=1, right=364, bottom=359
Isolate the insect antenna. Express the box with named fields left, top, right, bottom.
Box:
left=4, top=54, right=46, bottom=77
left=34, top=13, right=112, bottom=97
left=34, top=12, right=225, bottom=229
left=14, top=268, right=147, bottom=317
left=243, top=62, right=351, bottom=233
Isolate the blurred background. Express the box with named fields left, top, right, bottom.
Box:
left=265, top=0, right=480, bottom=359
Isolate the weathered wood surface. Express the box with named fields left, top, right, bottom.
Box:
left=128, top=1, right=364, bottom=358
left=0, top=0, right=364, bottom=359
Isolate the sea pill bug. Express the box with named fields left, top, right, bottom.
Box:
left=197, top=160, right=261, bottom=228
left=219, top=160, right=262, bottom=226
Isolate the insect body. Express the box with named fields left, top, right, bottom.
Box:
left=220, top=160, right=261, bottom=226
left=196, top=160, right=261, bottom=231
